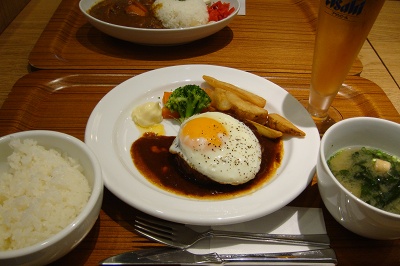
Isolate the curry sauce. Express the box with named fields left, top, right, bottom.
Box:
left=88, top=0, right=164, bottom=29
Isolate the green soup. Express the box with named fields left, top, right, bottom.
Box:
left=327, top=147, right=400, bottom=215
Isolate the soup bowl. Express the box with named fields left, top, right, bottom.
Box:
left=317, top=117, right=400, bottom=240
left=79, top=0, right=240, bottom=45
left=0, top=130, right=103, bottom=265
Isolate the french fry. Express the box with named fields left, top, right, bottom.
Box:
left=247, top=120, right=283, bottom=139
left=213, top=87, right=232, bottom=111
left=224, top=90, right=268, bottom=124
left=203, top=75, right=266, bottom=108
left=203, top=87, right=214, bottom=100
left=203, top=76, right=304, bottom=137
left=268, top=113, right=306, bottom=136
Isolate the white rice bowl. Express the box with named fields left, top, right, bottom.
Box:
left=0, top=138, right=91, bottom=251
left=153, top=0, right=209, bottom=29
left=0, top=130, right=103, bottom=266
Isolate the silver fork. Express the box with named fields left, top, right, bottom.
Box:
left=134, top=215, right=331, bottom=249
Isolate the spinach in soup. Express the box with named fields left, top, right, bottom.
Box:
left=328, top=147, right=400, bottom=215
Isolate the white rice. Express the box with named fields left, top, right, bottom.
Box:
left=0, top=139, right=90, bottom=251
left=153, top=0, right=209, bottom=29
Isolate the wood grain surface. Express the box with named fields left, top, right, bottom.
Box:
left=1, top=0, right=400, bottom=265
left=2, top=71, right=399, bottom=141
left=28, top=0, right=364, bottom=75
left=0, top=0, right=30, bottom=33
left=0, top=70, right=400, bottom=265
left=0, top=70, right=399, bottom=265
left=367, top=0, right=400, bottom=87
left=2, top=0, right=399, bottom=112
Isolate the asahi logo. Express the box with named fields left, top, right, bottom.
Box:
left=325, top=0, right=366, bottom=16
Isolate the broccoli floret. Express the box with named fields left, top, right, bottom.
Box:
left=165, top=85, right=211, bottom=123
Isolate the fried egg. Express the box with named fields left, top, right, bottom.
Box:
left=169, top=112, right=262, bottom=185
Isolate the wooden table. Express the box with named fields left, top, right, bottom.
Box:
left=0, top=0, right=399, bottom=265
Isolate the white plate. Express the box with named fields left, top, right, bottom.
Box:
left=79, top=0, right=240, bottom=45
left=85, top=65, right=320, bottom=225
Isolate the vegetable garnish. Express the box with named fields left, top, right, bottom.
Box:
left=208, top=1, right=235, bottom=22
left=164, top=85, right=212, bottom=123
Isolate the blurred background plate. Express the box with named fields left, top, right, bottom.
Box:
left=79, top=0, right=240, bottom=45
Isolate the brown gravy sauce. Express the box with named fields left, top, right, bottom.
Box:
left=131, top=131, right=283, bottom=200
left=88, top=0, right=164, bottom=29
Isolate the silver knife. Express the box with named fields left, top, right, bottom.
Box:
left=99, top=247, right=337, bottom=265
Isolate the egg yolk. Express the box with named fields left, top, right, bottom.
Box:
left=181, top=117, right=228, bottom=149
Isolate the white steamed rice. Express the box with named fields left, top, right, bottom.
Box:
left=153, top=0, right=209, bottom=29
left=0, top=139, right=90, bottom=251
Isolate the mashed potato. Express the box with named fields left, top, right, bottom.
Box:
left=153, top=0, right=209, bottom=28
left=0, top=139, right=90, bottom=251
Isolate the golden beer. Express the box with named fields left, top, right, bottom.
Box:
left=308, top=0, right=386, bottom=120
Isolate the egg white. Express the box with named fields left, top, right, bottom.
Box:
left=169, top=112, right=262, bottom=185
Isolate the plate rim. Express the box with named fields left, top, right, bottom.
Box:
left=85, top=64, right=320, bottom=225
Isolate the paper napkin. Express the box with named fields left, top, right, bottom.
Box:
left=238, top=0, right=246, bottom=15
left=188, top=206, right=327, bottom=254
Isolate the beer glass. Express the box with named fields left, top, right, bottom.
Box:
left=308, top=0, right=386, bottom=130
